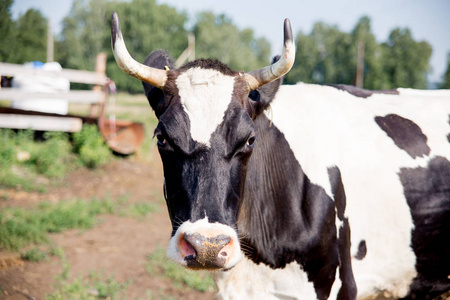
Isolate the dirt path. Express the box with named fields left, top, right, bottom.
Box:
left=0, top=148, right=217, bottom=300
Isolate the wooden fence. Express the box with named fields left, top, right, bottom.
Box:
left=0, top=54, right=108, bottom=132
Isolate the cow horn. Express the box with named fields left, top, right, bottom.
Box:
left=111, top=12, right=167, bottom=89
left=245, top=19, right=295, bottom=91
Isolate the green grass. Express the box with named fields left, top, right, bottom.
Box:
left=20, top=246, right=51, bottom=262
left=0, top=126, right=113, bottom=191
left=47, top=264, right=130, bottom=300
left=72, top=124, right=113, bottom=169
left=146, top=247, right=216, bottom=293
left=0, top=194, right=158, bottom=254
left=0, top=168, right=47, bottom=192
left=120, top=202, right=159, bottom=219
left=0, top=197, right=118, bottom=252
left=44, top=248, right=130, bottom=300
left=46, top=273, right=130, bottom=300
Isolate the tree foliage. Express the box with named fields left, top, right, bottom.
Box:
left=382, top=28, right=432, bottom=89
left=442, top=53, right=450, bottom=89
left=2, top=1, right=441, bottom=91
left=56, top=0, right=109, bottom=72
left=53, top=0, right=271, bottom=92
left=13, top=9, right=48, bottom=63
left=57, top=0, right=182, bottom=92
left=285, top=22, right=354, bottom=85
left=351, top=16, right=388, bottom=90
left=54, top=0, right=189, bottom=93
left=106, top=0, right=188, bottom=93
left=193, top=12, right=271, bottom=72
left=286, top=16, right=433, bottom=90
left=0, top=1, right=47, bottom=64
left=0, top=0, right=15, bottom=62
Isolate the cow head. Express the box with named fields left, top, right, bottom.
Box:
left=111, top=12, right=295, bottom=270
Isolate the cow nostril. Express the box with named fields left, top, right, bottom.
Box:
left=179, top=234, right=197, bottom=260
left=185, top=254, right=196, bottom=260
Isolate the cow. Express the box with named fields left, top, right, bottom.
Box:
left=110, top=12, right=450, bottom=300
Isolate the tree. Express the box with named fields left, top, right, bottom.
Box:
left=107, top=0, right=188, bottom=93
left=286, top=17, right=432, bottom=89
left=193, top=12, right=271, bottom=72
left=441, top=52, right=450, bottom=89
left=285, top=22, right=354, bottom=85
left=0, top=2, right=47, bottom=64
left=56, top=0, right=109, bottom=72
left=382, top=28, right=432, bottom=89
left=12, top=9, right=48, bottom=63
left=284, top=32, right=318, bottom=84
left=351, top=16, right=388, bottom=90
left=0, top=0, right=15, bottom=62
left=57, top=0, right=188, bottom=93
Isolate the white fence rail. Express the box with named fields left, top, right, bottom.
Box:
left=0, top=54, right=108, bottom=132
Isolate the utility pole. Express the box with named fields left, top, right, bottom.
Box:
left=356, top=40, right=365, bottom=88
left=175, top=33, right=195, bottom=68
left=47, top=21, right=54, bottom=62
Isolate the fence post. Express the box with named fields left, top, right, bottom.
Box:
left=90, top=53, right=107, bottom=117
left=356, top=40, right=365, bottom=88
left=47, top=21, right=54, bottom=63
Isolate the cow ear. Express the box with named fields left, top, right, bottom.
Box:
left=247, top=55, right=283, bottom=118
left=142, top=50, right=175, bottom=118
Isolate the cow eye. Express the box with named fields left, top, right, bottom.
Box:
left=247, top=136, right=256, bottom=147
left=156, top=134, right=166, bottom=147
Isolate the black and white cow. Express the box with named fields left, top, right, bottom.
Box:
left=111, top=12, right=450, bottom=300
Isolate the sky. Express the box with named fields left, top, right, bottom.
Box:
left=11, top=0, right=450, bottom=83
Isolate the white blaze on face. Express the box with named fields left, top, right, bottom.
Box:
left=176, top=67, right=236, bottom=147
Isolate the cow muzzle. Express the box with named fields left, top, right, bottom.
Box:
left=181, top=233, right=231, bottom=269
left=167, top=218, right=242, bottom=270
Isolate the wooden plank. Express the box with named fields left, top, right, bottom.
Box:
left=0, top=88, right=104, bottom=104
left=0, top=62, right=108, bottom=85
left=0, top=114, right=83, bottom=132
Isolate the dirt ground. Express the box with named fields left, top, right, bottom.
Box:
left=0, top=147, right=217, bottom=300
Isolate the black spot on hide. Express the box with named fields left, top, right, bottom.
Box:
left=354, top=240, right=367, bottom=260
left=375, top=114, right=430, bottom=158
left=329, top=84, right=399, bottom=98
left=399, top=156, right=450, bottom=299
left=328, top=167, right=346, bottom=221
left=328, top=167, right=357, bottom=300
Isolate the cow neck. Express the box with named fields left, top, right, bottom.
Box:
left=238, top=114, right=340, bottom=287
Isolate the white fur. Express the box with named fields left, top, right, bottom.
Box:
left=167, top=217, right=242, bottom=270
left=267, top=82, right=450, bottom=299
left=176, top=67, right=236, bottom=147
left=214, top=256, right=317, bottom=300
